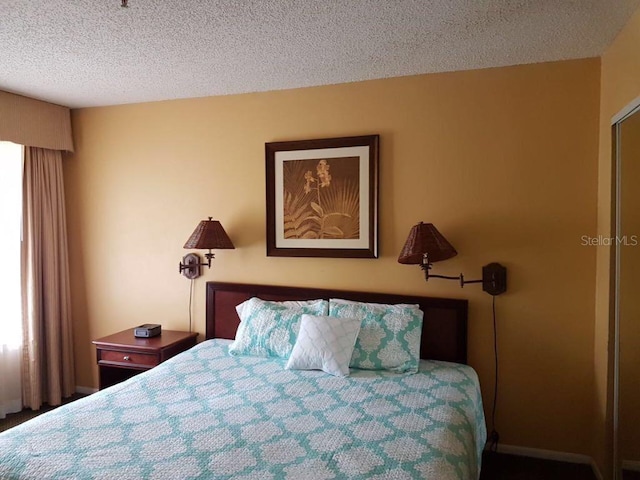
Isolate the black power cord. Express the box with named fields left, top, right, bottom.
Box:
left=488, top=294, right=500, bottom=452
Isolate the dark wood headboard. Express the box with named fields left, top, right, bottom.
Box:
left=205, top=282, right=469, bottom=364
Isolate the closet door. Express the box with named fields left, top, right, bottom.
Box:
left=617, top=108, right=640, bottom=479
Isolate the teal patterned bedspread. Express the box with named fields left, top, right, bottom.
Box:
left=0, top=340, right=486, bottom=480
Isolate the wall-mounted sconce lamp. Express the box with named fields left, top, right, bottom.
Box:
left=398, top=222, right=507, bottom=296
left=179, top=217, right=235, bottom=279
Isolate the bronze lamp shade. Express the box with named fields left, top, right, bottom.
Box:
left=398, top=221, right=506, bottom=295
left=183, top=218, right=235, bottom=250
left=398, top=222, right=457, bottom=265
left=180, top=217, right=234, bottom=279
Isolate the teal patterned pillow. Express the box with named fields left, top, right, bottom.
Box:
left=235, top=299, right=324, bottom=319
left=229, top=297, right=328, bottom=358
left=329, top=298, right=423, bottom=373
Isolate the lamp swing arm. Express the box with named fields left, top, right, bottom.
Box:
left=178, top=217, right=235, bottom=279
left=429, top=273, right=483, bottom=286
left=419, top=253, right=507, bottom=295
left=420, top=261, right=483, bottom=287
left=178, top=250, right=215, bottom=274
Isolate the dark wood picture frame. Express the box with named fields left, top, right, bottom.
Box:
left=266, top=135, right=379, bottom=258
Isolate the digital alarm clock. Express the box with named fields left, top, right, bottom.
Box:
left=134, top=324, right=161, bottom=338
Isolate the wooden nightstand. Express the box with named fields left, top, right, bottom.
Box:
left=93, top=329, right=198, bottom=390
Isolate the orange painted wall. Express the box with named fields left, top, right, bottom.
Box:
left=595, top=6, right=640, bottom=477
left=65, top=58, right=600, bottom=454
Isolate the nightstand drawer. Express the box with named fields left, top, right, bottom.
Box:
left=99, top=349, right=159, bottom=368
left=93, top=329, right=198, bottom=389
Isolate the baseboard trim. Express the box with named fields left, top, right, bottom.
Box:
left=75, top=386, right=97, bottom=395
left=622, top=460, right=640, bottom=472
left=489, top=444, right=603, bottom=480
left=493, top=443, right=592, bottom=464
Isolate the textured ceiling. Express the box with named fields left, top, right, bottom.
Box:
left=1, top=0, right=638, bottom=109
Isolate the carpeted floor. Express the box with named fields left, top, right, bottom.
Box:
left=0, top=393, right=87, bottom=433
left=624, top=469, right=640, bottom=480
left=480, top=451, right=597, bottom=479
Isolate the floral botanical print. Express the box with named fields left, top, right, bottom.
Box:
left=283, top=156, right=360, bottom=240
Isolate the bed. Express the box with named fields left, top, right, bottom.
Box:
left=0, top=282, right=486, bottom=480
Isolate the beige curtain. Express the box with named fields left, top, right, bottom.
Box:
left=21, top=147, right=75, bottom=409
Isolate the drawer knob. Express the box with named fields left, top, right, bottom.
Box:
left=123, top=355, right=131, bottom=361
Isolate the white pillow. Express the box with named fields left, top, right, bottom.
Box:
left=286, top=314, right=362, bottom=377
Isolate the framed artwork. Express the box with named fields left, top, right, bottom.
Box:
left=266, top=135, right=379, bottom=258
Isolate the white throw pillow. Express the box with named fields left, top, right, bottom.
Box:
left=286, top=314, right=362, bottom=377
